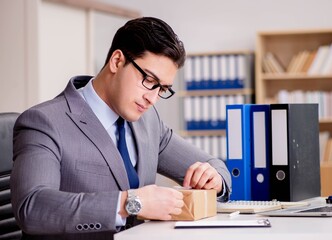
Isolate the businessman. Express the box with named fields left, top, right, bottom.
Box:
left=11, top=17, right=231, bottom=239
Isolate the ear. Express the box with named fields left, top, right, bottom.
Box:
left=108, top=49, right=125, bottom=73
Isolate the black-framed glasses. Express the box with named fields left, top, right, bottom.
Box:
left=123, top=52, right=175, bottom=99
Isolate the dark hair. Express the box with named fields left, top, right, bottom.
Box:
left=102, top=17, right=186, bottom=69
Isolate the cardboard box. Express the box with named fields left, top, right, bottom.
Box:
left=171, top=189, right=217, bottom=221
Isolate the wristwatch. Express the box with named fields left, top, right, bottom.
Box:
left=125, top=190, right=142, bottom=215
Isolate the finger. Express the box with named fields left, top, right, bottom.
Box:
left=194, top=168, right=214, bottom=189
left=189, top=162, right=210, bottom=188
left=202, top=174, right=223, bottom=192
left=175, top=199, right=184, bottom=208
left=183, top=162, right=202, bottom=187
left=171, top=207, right=182, bottom=215
left=170, top=188, right=184, bottom=200
left=162, top=215, right=172, bottom=221
left=202, top=175, right=219, bottom=189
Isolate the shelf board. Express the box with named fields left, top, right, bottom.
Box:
left=320, top=118, right=332, bottom=124
left=179, top=130, right=226, bottom=137
left=320, top=119, right=332, bottom=133
left=262, top=73, right=332, bottom=80
left=258, top=28, right=332, bottom=36
left=179, top=88, right=254, bottom=97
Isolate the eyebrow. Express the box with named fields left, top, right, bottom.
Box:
left=144, top=69, right=173, bottom=88
left=144, top=69, right=160, bottom=81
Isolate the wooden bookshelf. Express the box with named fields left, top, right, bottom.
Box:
left=255, top=29, right=332, bottom=196
left=256, top=29, right=332, bottom=121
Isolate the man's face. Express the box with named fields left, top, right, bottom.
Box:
left=107, top=51, right=178, bottom=122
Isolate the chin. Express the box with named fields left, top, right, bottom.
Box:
left=132, top=115, right=142, bottom=122
left=125, top=113, right=142, bottom=122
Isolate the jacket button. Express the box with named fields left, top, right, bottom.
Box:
left=89, top=223, right=95, bottom=229
left=83, top=223, right=89, bottom=230
left=95, top=223, right=101, bottom=229
left=76, top=224, right=83, bottom=231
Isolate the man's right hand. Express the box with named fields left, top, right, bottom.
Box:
left=120, top=185, right=184, bottom=220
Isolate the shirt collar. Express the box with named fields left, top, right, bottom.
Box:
left=81, top=79, right=118, bottom=130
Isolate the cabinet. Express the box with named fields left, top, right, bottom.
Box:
left=255, top=29, right=332, bottom=196
left=180, top=51, right=254, bottom=161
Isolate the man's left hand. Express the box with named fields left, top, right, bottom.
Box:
left=183, top=162, right=222, bottom=193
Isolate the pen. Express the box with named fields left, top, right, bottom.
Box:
left=229, top=211, right=240, bottom=217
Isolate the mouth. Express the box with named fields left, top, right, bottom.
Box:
left=136, top=103, right=148, bottom=112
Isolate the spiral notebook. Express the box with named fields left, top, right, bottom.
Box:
left=217, top=200, right=309, bottom=213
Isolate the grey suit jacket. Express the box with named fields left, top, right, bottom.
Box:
left=10, top=76, right=231, bottom=239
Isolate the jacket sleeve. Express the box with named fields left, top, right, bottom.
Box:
left=154, top=108, right=231, bottom=197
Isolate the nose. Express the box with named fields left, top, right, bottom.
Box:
left=143, top=87, right=160, bottom=105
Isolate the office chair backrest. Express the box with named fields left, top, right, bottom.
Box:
left=0, top=112, right=21, bottom=239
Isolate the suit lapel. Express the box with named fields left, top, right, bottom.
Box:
left=64, top=77, right=130, bottom=190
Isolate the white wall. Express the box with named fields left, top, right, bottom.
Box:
left=0, top=0, right=94, bottom=112
left=39, top=1, right=89, bottom=102
left=0, top=0, right=27, bottom=112
left=93, top=13, right=129, bottom=72
left=0, top=1, right=134, bottom=113
left=103, top=0, right=332, bottom=53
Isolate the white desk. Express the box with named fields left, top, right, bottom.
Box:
left=115, top=198, right=332, bottom=240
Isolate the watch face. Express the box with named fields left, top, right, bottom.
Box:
left=126, top=199, right=141, bottom=215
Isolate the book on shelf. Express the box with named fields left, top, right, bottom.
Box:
left=323, top=138, right=332, bottom=163
left=321, top=135, right=332, bottom=196
left=286, top=50, right=320, bottom=74
left=307, top=45, right=331, bottom=75
left=320, top=131, right=331, bottom=163
left=286, top=52, right=300, bottom=73
left=275, top=89, right=332, bottom=120
left=184, top=135, right=227, bottom=161
left=217, top=200, right=309, bottom=213
left=184, top=95, right=246, bottom=131
left=262, top=57, right=274, bottom=73
left=282, top=44, right=332, bottom=75
left=262, top=52, right=285, bottom=73
left=287, top=51, right=309, bottom=73
left=294, top=51, right=310, bottom=73
left=302, top=50, right=317, bottom=73
left=184, top=53, right=254, bottom=90
left=321, top=44, right=332, bottom=74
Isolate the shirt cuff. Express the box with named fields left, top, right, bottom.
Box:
left=216, top=178, right=230, bottom=202
left=115, top=192, right=126, bottom=227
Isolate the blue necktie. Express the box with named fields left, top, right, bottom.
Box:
left=116, top=117, right=139, bottom=189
